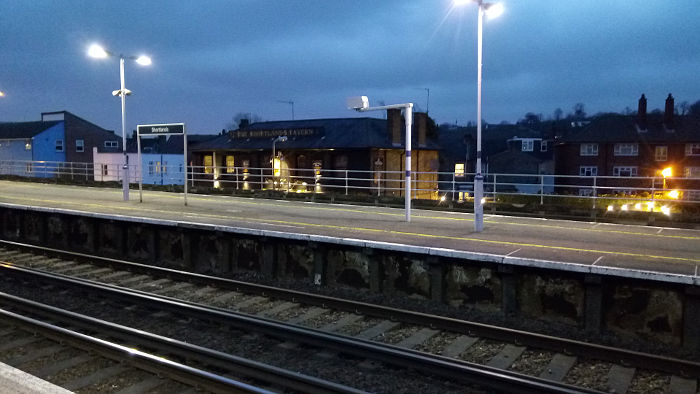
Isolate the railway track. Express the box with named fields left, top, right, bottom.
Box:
left=0, top=240, right=698, bottom=393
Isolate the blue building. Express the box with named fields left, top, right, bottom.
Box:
left=0, top=111, right=119, bottom=178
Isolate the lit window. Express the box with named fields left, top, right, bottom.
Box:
left=162, top=161, right=167, bottom=174
left=613, top=166, right=638, bottom=177
left=55, top=139, right=64, bottom=152
left=579, top=166, right=597, bottom=176
left=226, top=155, right=235, bottom=173
left=204, top=155, right=213, bottom=174
left=580, top=143, right=598, bottom=156
left=614, top=143, right=638, bottom=156
left=454, top=163, right=465, bottom=177
left=25, top=142, right=32, bottom=150
left=76, top=139, right=84, bottom=153
left=521, top=139, right=534, bottom=152
left=655, top=146, right=667, bottom=161
left=684, top=167, right=700, bottom=178
left=686, top=143, right=700, bottom=156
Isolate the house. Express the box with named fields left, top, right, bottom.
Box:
left=0, top=111, right=119, bottom=178
left=93, top=134, right=218, bottom=186
left=437, top=122, right=557, bottom=199
left=554, top=94, right=700, bottom=199
left=190, top=110, right=440, bottom=199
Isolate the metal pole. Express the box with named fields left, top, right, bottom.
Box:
left=404, top=104, right=413, bottom=223
left=119, top=56, right=130, bottom=201
left=473, top=3, right=485, bottom=232
left=272, top=140, right=276, bottom=190
left=183, top=127, right=188, bottom=206
left=138, top=130, right=142, bottom=202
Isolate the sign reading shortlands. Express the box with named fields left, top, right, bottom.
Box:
left=137, top=123, right=185, bottom=135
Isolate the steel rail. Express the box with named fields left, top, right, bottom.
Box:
left=0, top=262, right=597, bottom=394
left=0, top=307, right=273, bottom=394
left=3, top=239, right=698, bottom=378
left=0, top=292, right=366, bottom=394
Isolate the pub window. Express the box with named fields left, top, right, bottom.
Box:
left=686, top=143, right=700, bottom=156
left=204, top=155, right=213, bottom=174
left=148, top=161, right=155, bottom=175
left=226, top=155, right=235, bottom=173
left=579, top=166, right=597, bottom=177
left=101, top=164, right=108, bottom=176
left=104, top=141, right=118, bottom=148
left=76, top=139, right=84, bottom=152
left=333, top=154, right=348, bottom=170
left=55, top=139, right=64, bottom=152
left=580, top=143, right=598, bottom=156
left=613, top=166, right=638, bottom=177
left=454, top=163, right=465, bottom=177
left=614, top=143, right=638, bottom=156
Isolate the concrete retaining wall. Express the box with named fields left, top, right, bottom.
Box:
left=1, top=204, right=697, bottom=352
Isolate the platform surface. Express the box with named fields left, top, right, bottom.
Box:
left=1, top=180, right=698, bottom=283
left=0, top=362, right=72, bottom=394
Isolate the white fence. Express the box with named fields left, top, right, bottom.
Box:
left=2, top=160, right=699, bottom=211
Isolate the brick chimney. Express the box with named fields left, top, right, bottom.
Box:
left=414, top=112, right=428, bottom=148
left=637, top=94, right=647, bottom=130
left=239, top=118, right=250, bottom=129
left=664, top=93, right=675, bottom=129
left=387, top=108, right=402, bottom=146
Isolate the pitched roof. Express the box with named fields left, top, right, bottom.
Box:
left=192, top=117, right=440, bottom=151
left=559, top=114, right=700, bottom=143
left=0, top=121, right=61, bottom=139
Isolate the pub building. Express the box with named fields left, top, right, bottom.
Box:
left=189, top=109, right=440, bottom=199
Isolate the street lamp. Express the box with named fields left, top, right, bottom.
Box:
left=0, top=90, right=5, bottom=97
left=272, top=136, right=288, bottom=189
left=454, top=0, right=503, bottom=232
left=88, top=43, right=152, bottom=202
left=348, top=96, right=413, bottom=222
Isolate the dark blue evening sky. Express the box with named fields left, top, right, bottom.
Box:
left=1, top=1, right=699, bottom=134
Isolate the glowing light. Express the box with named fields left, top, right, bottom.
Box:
left=273, top=158, right=281, bottom=177
left=621, top=204, right=628, bottom=211
left=634, top=203, right=642, bottom=210
left=667, top=190, right=680, bottom=199
left=135, top=55, right=152, bottom=66
left=660, top=205, right=671, bottom=216
left=607, top=205, right=614, bottom=212
left=88, top=44, right=109, bottom=58
left=480, top=197, right=486, bottom=204
left=661, top=167, right=672, bottom=178
left=440, top=195, right=447, bottom=202
left=485, top=2, right=504, bottom=19
left=243, top=181, right=249, bottom=190
left=0, top=91, right=5, bottom=97
left=646, top=201, right=655, bottom=211
left=213, top=180, right=220, bottom=188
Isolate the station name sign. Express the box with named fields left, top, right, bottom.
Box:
left=137, top=123, right=185, bottom=135
left=232, top=128, right=322, bottom=139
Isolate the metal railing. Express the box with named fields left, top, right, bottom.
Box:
left=2, top=160, right=699, bottom=211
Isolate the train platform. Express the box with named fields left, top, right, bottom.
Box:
left=0, top=180, right=698, bottom=285
left=0, top=362, right=72, bottom=394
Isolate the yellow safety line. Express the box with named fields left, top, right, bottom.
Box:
left=1, top=193, right=698, bottom=265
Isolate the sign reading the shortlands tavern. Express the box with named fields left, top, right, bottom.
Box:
left=137, top=123, right=185, bottom=135
left=232, top=128, right=322, bottom=139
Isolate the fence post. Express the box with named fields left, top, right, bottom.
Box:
left=493, top=174, right=497, bottom=201
left=592, top=176, right=597, bottom=211
left=378, top=171, right=382, bottom=197
left=345, top=170, right=349, bottom=195
left=540, top=174, right=544, bottom=205
left=451, top=173, right=456, bottom=201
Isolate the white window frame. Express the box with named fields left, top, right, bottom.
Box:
left=613, top=166, right=638, bottom=177
left=684, top=167, right=700, bottom=178
left=104, top=141, right=118, bottom=148
left=580, top=143, right=598, bottom=156
left=521, top=139, right=534, bottom=152
left=654, top=146, right=667, bottom=161
left=76, top=139, right=85, bottom=153
left=686, top=143, right=700, bottom=156
left=614, top=143, right=638, bottom=156
left=579, top=166, right=598, bottom=177
left=55, top=139, right=64, bottom=152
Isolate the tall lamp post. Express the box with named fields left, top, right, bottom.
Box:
left=88, top=43, right=152, bottom=202
left=348, top=96, right=413, bottom=222
left=454, top=0, right=503, bottom=232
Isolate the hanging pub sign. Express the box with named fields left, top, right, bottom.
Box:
left=232, top=127, right=322, bottom=139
